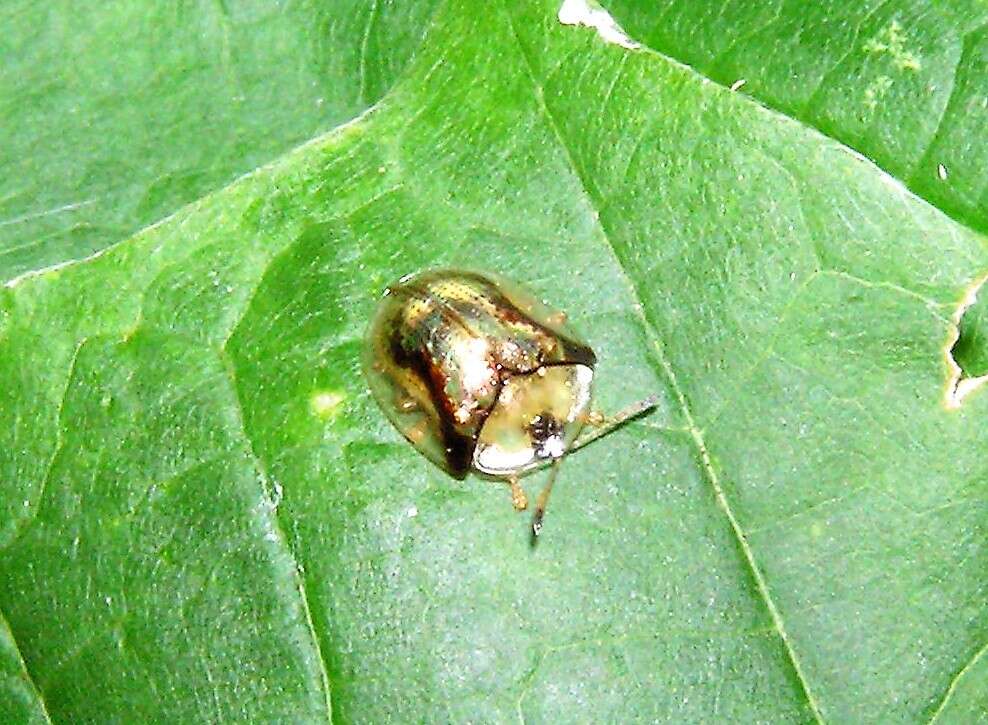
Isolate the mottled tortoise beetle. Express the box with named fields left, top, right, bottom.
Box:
left=363, top=269, right=656, bottom=536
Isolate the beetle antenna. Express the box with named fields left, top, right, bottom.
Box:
left=532, top=396, right=658, bottom=541
left=531, top=457, right=563, bottom=540
left=570, top=394, right=659, bottom=452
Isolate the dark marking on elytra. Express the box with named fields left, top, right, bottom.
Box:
left=388, top=319, right=476, bottom=477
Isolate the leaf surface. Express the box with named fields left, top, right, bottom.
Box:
left=0, top=0, right=437, bottom=281
left=604, top=0, right=988, bottom=234
left=1, top=1, right=986, bottom=722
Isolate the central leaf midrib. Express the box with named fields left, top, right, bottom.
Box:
left=502, top=7, right=826, bottom=722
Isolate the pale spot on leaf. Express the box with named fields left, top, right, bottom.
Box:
left=310, top=390, right=346, bottom=419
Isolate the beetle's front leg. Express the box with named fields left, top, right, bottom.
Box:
left=582, top=410, right=606, bottom=427
left=506, top=475, right=528, bottom=511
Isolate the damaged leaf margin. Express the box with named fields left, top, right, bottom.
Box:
left=944, top=272, right=988, bottom=409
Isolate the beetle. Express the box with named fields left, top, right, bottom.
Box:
left=362, top=269, right=656, bottom=536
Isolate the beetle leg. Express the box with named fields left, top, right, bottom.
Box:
left=532, top=397, right=658, bottom=539
left=531, top=457, right=563, bottom=538
left=583, top=410, right=606, bottom=426
left=571, top=395, right=659, bottom=452
left=508, top=475, right=528, bottom=511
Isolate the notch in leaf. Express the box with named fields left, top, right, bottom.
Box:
left=946, top=275, right=988, bottom=408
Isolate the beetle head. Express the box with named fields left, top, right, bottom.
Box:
left=473, top=363, right=593, bottom=476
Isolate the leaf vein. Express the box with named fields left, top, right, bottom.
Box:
left=0, top=337, right=87, bottom=553
left=357, top=0, right=380, bottom=106
left=911, top=26, right=977, bottom=191
left=504, top=8, right=826, bottom=722
left=0, top=606, right=53, bottom=724
left=928, top=638, right=988, bottom=723
left=219, top=350, right=334, bottom=722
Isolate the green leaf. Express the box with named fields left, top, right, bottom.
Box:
left=2, top=0, right=987, bottom=721
left=604, top=0, right=988, bottom=235
left=0, top=612, right=49, bottom=725
left=0, top=0, right=438, bottom=281
left=952, top=289, right=988, bottom=378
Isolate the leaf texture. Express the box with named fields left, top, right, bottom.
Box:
left=0, top=1, right=986, bottom=721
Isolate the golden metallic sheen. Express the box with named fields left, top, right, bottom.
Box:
left=363, top=269, right=596, bottom=478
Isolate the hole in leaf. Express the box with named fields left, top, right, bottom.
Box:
left=952, top=299, right=988, bottom=376
left=945, top=274, right=988, bottom=409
